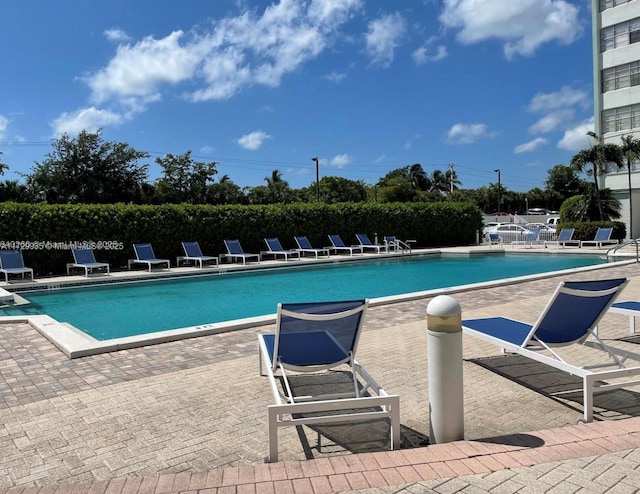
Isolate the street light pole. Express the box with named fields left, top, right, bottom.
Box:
left=494, top=169, right=501, bottom=214
left=311, top=157, right=319, bottom=201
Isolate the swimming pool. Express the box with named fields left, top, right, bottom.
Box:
left=2, top=253, right=615, bottom=341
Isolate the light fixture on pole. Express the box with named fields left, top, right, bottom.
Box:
left=311, top=157, right=319, bottom=201
left=494, top=169, right=501, bottom=214
left=525, top=197, right=528, bottom=215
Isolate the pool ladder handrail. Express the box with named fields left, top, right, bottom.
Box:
left=607, top=238, right=640, bottom=262
left=387, top=238, right=412, bottom=255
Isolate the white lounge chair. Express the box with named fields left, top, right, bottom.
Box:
left=580, top=227, right=619, bottom=249
left=128, top=243, right=170, bottom=272
left=177, top=241, right=218, bottom=268
left=355, top=233, right=387, bottom=253
left=258, top=299, right=400, bottom=462
left=260, top=238, right=300, bottom=261
left=0, top=250, right=34, bottom=283
left=543, top=228, right=579, bottom=248
left=67, top=248, right=110, bottom=277
left=221, top=239, right=260, bottom=265
left=462, top=277, right=638, bottom=423
left=294, top=236, right=330, bottom=259
left=327, top=234, right=363, bottom=255
left=511, top=230, right=540, bottom=248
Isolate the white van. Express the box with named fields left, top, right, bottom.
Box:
left=546, top=217, right=560, bottom=229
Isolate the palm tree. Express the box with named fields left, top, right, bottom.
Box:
left=620, top=135, right=640, bottom=238
left=408, top=164, right=431, bottom=191
left=264, top=169, right=290, bottom=203
left=570, top=143, right=623, bottom=221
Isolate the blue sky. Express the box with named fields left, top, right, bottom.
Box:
left=0, top=0, right=596, bottom=192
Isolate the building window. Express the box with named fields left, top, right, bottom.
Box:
left=600, top=62, right=640, bottom=92
left=603, top=103, right=640, bottom=133
left=601, top=16, right=640, bottom=51
left=601, top=0, right=634, bottom=11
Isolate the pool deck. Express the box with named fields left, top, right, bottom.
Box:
left=1, top=245, right=640, bottom=492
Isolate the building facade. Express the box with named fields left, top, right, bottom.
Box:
left=595, top=0, right=640, bottom=238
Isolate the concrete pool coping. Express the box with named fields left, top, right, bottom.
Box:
left=0, top=246, right=633, bottom=358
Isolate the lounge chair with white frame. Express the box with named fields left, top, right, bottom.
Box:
left=294, top=236, right=330, bottom=259
left=327, top=234, right=363, bottom=255
left=221, top=239, right=260, bottom=265
left=0, top=250, right=34, bottom=283
left=260, top=237, right=300, bottom=261
left=177, top=241, right=218, bottom=268
left=128, top=243, right=171, bottom=272
left=355, top=233, right=387, bottom=254
left=462, top=277, right=640, bottom=423
left=511, top=229, right=540, bottom=248
left=543, top=228, right=579, bottom=248
left=67, top=247, right=110, bottom=277
left=580, top=227, right=619, bottom=249
left=258, top=299, right=400, bottom=462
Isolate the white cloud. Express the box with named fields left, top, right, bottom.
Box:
left=412, top=44, right=447, bottom=64
left=446, top=123, right=490, bottom=144
left=63, top=0, right=363, bottom=130
left=104, top=28, right=132, bottom=43
left=88, top=31, right=200, bottom=105
left=325, top=71, right=347, bottom=83
left=236, top=130, right=272, bottom=150
left=528, top=86, right=589, bottom=113
left=525, top=86, right=588, bottom=137
left=439, top=0, right=582, bottom=59
left=51, top=107, right=124, bottom=136
left=514, top=137, right=548, bottom=153
left=557, top=118, right=595, bottom=151
left=404, top=134, right=422, bottom=150
left=365, top=12, right=406, bottom=67
left=330, top=153, right=351, bottom=168
left=0, top=115, right=8, bottom=140
left=529, top=109, right=575, bottom=134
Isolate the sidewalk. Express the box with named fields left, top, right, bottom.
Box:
left=0, top=259, right=639, bottom=493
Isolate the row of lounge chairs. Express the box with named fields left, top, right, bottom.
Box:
left=0, top=234, right=409, bottom=282
left=488, top=226, right=620, bottom=249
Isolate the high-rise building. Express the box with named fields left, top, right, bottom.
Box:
left=595, top=0, right=640, bottom=238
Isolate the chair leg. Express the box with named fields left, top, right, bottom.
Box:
left=267, top=407, right=279, bottom=462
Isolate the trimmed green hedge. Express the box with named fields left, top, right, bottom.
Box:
left=0, top=201, right=483, bottom=275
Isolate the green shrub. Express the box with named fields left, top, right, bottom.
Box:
left=0, top=201, right=483, bottom=275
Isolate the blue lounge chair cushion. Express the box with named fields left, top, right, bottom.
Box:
left=462, top=317, right=532, bottom=346
left=261, top=332, right=350, bottom=367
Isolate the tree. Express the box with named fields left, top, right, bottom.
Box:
left=409, top=163, right=431, bottom=191
left=264, top=169, right=292, bottom=203
left=155, top=151, right=218, bottom=204
left=570, top=142, right=623, bottom=221
left=544, top=164, right=589, bottom=201
left=27, top=130, right=150, bottom=204
left=620, top=134, right=640, bottom=238
left=0, top=151, right=8, bottom=176
left=207, top=175, right=246, bottom=205
left=323, top=176, right=367, bottom=203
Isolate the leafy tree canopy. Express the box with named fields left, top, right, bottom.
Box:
left=27, top=129, right=149, bottom=204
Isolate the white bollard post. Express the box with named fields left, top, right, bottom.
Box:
left=427, top=295, right=464, bottom=444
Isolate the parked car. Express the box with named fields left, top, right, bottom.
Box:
left=526, top=208, right=550, bottom=215
left=546, top=217, right=560, bottom=230
left=485, top=224, right=531, bottom=243
left=525, top=223, right=555, bottom=232
left=482, top=222, right=502, bottom=235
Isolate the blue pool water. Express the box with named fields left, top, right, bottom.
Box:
left=2, top=254, right=613, bottom=340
